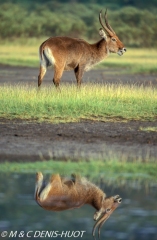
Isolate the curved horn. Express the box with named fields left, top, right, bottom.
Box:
left=98, top=214, right=110, bottom=239
left=104, top=9, right=116, bottom=35
left=92, top=212, right=110, bottom=239
left=99, top=10, right=113, bottom=37
left=97, top=205, right=118, bottom=239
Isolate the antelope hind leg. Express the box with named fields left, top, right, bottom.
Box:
left=35, top=172, right=45, bottom=199
left=38, top=66, right=47, bottom=87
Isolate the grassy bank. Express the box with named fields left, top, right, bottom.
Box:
left=0, top=160, right=156, bottom=186
left=0, top=83, right=157, bottom=122
left=0, top=41, right=157, bottom=74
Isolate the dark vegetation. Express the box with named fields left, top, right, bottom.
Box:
left=0, top=0, right=157, bottom=47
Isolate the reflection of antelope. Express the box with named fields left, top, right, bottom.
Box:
left=38, top=9, right=126, bottom=88
left=35, top=172, right=122, bottom=239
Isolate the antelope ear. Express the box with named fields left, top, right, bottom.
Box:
left=93, top=210, right=102, bottom=221
left=99, top=28, right=107, bottom=40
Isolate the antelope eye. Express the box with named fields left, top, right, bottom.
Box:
left=106, top=208, right=111, bottom=212
left=112, top=38, right=116, bottom=42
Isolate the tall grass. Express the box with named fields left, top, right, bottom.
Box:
left=0, top=160, right=156, bottom=186
left=0, top=83, right=157, bottom=122
left=0, top=42, right=157, bottom=73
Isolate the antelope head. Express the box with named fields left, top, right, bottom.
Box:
left=92, top=195, right=122, bottom=239
left=99, top=9, right=126, bottom=56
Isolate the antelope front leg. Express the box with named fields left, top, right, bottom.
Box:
left=53, top=64, right=65, bottom=89
left=74, top=65, right=85, bottom=87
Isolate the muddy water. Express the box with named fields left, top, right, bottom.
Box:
left=0, top=173, right=157, bottom=240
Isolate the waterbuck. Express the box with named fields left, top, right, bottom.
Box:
left=35, top=172, right=122, bottom=239
left=38, top=9, right=126, bottom=88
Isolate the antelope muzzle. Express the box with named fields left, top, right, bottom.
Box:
left=118, top=47, right=127, bottom=56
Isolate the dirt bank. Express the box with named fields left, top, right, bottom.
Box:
left=0, top=119, right=157, bottom=162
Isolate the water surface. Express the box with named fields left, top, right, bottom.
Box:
left=0, top=173, right=157, bottom=240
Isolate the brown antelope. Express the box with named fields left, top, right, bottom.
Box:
left=38, top=9, right=126, bottom=88
left=35, top=172, right=122, bottom=239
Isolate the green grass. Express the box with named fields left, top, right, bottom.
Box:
left=0, top=45, right=38, bottom=67
left=0, top=40, right=157, bottom=74
left=0, top=160, right=156, bottom=186
left=0, top=83, right=157, bottom=122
